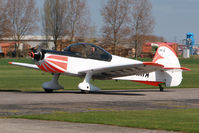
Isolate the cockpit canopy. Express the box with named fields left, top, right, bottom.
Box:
left=64, top=43, right=112, bottom=61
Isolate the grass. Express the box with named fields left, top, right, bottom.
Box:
left=0, top=58, right=33, bottom=65
left=0, top=57, right=198, bottom=91
left=0, top=65, right=81, bottom=91
left=11, top=109, right=199, bottom=133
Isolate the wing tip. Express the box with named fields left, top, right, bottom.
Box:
left=181, top=67, right=191, bottom=71
left=163, top=67, right=191, bottom=71
left=143, top=62, right=164, bottom=67
left=8, top=62, right=13, bottom=65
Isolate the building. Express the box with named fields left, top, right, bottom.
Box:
left=141, top=42, right=179, bottom=58
left=0, top=46, right=4, bottom=57
left=0, top=42, right=15, bottom=56
left=0, top=35, right=55, bottom=49
left=0, top=42, right=31, bottom=57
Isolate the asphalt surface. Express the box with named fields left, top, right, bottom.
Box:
left=0, top=119, right=178, bottom=133
left=0, top=88, right=199, bottom=133
left=0, top=88, right=199, bottom=116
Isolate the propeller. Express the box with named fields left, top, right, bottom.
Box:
left=29, top=46, right=45, bottom=61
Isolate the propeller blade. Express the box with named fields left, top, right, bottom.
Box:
left=29, top=46, right=45, bottom=61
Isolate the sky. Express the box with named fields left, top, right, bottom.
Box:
left=36, top=0, right=199, bottom=44
left=150, top=0, right=199, bottom=44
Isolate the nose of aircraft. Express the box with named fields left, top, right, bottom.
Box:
left=29, top=47, right=44, bottom=61
left=29, top=52, right=35, bottom=58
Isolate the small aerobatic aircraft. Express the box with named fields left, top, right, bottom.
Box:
left=9, top=43, right=190, bottom=93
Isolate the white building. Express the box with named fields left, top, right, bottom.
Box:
left=0, top=35, right=56, bottom=50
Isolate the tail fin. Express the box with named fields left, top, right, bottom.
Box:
left=153, top=44, right=186, bottom=87
left=153, top=43, right=180, bottom=68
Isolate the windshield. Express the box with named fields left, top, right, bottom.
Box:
left=64, top=43, right=112, bottom=61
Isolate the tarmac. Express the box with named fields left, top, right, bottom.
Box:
left=0, top=88, right=199, bottom=133
left=0, top=119, right=178, bottom=133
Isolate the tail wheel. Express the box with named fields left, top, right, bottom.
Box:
left=159, top=84, right=164, bottom=92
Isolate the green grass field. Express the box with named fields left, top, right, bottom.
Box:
left=0, top=57, right=198, bottom=91
left=11, top=109, right=199, bottom=133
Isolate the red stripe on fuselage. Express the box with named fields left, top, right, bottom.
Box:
left=45, top=62, right=64, bottom=73
left=47, top=60, right=67, bottom=70
left=132, top=80, right=164, bottom=86
left=38, top=63, right=48, bottom=72
left=46, top=55, right=68, bottom=61
left=43, top=63, right=56, bottom=73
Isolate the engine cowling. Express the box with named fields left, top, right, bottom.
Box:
left=29, top=48, right=45, bottom=61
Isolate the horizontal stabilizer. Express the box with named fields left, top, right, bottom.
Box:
left=163, top=67, right=191, bottom=71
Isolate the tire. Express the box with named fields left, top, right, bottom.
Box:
left=44, top=89, right=54, bottom=93
left=159, top=84, right=164, bottom=92
left=81, top=90, right=89, bottom=94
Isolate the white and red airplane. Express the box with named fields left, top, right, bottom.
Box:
left=9, top=43, right=190, bottom=93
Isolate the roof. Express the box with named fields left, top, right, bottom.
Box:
left=0, top=42, right=15, bottom=47
left=144, top=42, right=178, bottom=46
left=0, top=35, right=68, bottom=41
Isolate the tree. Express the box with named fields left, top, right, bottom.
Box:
left=144, top=35, right=165, bottom=42
left=0, top=0, right=11, bottom=38
left=88, top=23, right=97, bottom=39
left=130, top=0, right=154, bottom=58
left=5, top=0, right=38, bottom=57
left=42, top=0, right=68, bottom=50
left=101, top=0, right=131, bottom=55
left=67, top=0, right=90, bottom=42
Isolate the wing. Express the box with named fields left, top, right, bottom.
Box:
left=78, top=62, right=164, bottom=80
left=9, top=62, right=39, bottom=70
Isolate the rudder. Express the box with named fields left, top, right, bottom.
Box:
left=153, top=43, right=182, bottom=87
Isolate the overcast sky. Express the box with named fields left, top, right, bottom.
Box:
left=36, top=0, right=199, bottom=44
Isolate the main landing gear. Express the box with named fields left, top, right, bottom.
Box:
left=78, top=72, right=100, bottom=93
left=42, top=73, right=64, bottom=93
left=81, top=90, right=90, bottom=94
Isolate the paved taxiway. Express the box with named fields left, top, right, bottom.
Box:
left=0, top=88, right=199, bottom=116
left=0, top=119, right=178, bottom=133
left=0, top=88, right=199, bottom=133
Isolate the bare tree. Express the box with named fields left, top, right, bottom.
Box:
left=88, top=23, right=97, bottom=39
left=67, top=0, right=90, bottom=42
left=0, top=0, right=11, bottom=38
left=0, top=0, right=5, bottom=38
left=42, top=0, right=68, bottom=50
left=131, top=0, right=154, bottom=58
left=5, top=0, right=38, bottom=57
left=101, top=0, right=131, bottom=55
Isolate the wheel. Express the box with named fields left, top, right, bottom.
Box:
left=44, top=89, right=54, bottom=93
left=81, top=90, right=89, bottom=94
left=159, top=84, right=164, bottom=92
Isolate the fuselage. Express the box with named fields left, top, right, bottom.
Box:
left=32, top=43, right=185, bottom=88
left=36, top=53, right=142, bottom=78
